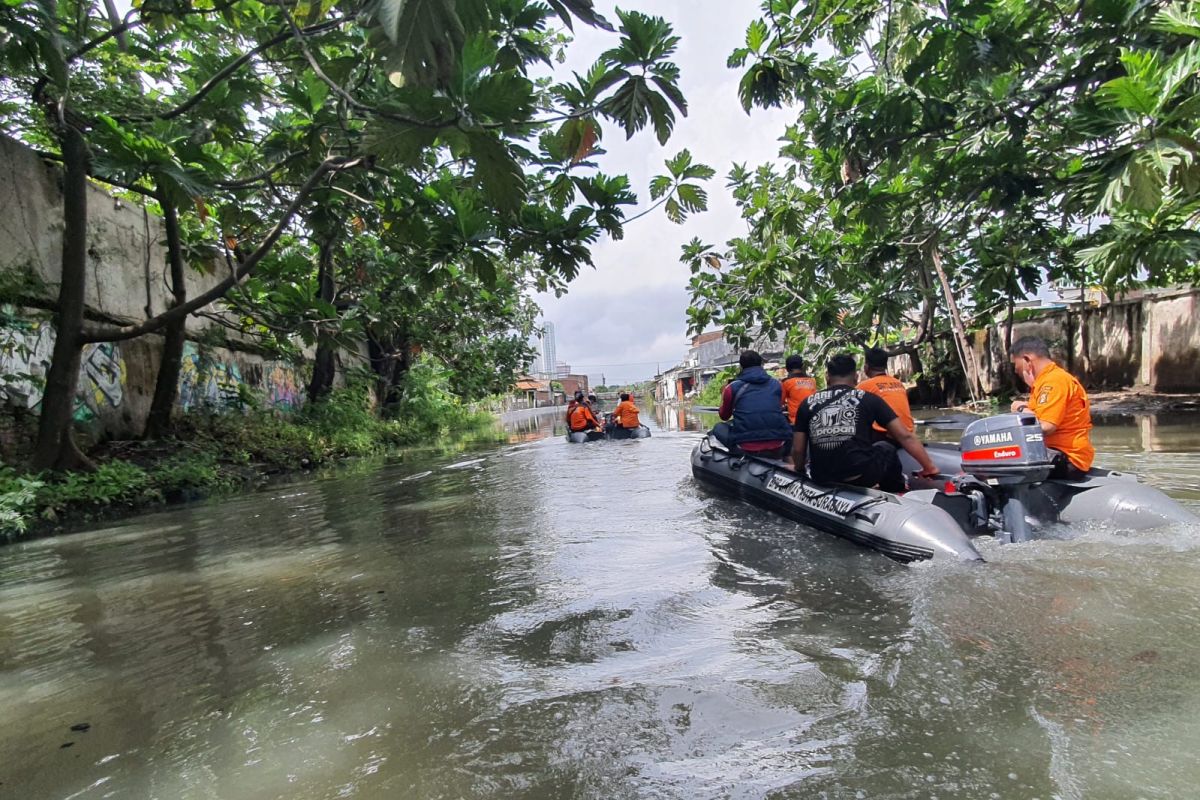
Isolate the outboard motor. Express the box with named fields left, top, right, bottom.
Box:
left=958, top=413, right=1053, bottom=543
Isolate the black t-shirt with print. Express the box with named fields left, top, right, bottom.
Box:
left=794, top=385, right=898, bottom=482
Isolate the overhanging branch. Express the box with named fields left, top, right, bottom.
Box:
left=81, top=155, right=370, bottom=343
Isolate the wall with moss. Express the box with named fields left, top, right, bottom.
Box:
left=0, top=136, right=318, bottom=455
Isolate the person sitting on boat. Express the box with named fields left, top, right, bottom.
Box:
left=611, top=392, right=641, bottom=429
left=789, top=353, right=939, bottom=492
left=567, top=390, right=603, bottom=433
left=711, top=350, right=794, bottom=458
left=857, top=347, right=915, bottom=442
left=781, top=354, right=817, bottom=425
left=1009, top=336, right=1094, bottom=479
left=566, top=389, right=584, bottom=419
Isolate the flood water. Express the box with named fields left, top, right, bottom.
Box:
left=2, top=406, right=1199, bottom=799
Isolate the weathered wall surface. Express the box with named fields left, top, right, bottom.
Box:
left=0, top=310, right=307, bottom=442
left=0, top=134, right=234, bottom=331
left=0, top=135, right=317, bottom=453
left=972, top=287, right=1200, bottom=392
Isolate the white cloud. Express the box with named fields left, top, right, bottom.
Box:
left=534, top=0, right=793, bottom=385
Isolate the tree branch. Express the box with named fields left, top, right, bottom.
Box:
left=81, top=155, right=370, bottom=343
left=121, top=18, right=346, bottom=123
left=278, top=5, right=460, bottom=130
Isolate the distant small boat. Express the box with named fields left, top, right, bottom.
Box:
left=566, top=424, right=651, bottom=443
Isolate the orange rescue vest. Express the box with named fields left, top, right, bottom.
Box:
left=781, top=375, right=817, bottom=424
left=613, top=400, right=640, bottom=429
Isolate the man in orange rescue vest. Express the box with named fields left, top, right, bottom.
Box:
left=857, top=347, right=914, bottom=441
left=781, top=355, right=817, bottom=425
left=1009, top=336, right=1094, bottom=478
left=566, top=390, right=603, bottom=433
left=611, top=392, right=640, bottom=429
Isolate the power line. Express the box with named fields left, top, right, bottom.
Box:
left=565, top=360, right=665, bottom=368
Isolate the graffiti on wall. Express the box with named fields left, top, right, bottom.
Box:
left=0, top=316, right=54, bottom=409
left=76, top=342, right=126, bottom=421
left=177, top=342, right=304, bottom=413
left=0, top=317, right=126, bottom=422
left=2, top=316, right=303, bottom=423
left=265, top=364, right=302, bottom=411
left=178, top=341, right=244, bottom=412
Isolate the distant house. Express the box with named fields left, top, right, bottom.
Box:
left=513, top=376, right=554, bottom=407
left=656, top=328, right=786, bottom=403
left=558, top=373, right=589, bottom=399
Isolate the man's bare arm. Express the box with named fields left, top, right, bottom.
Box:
left=886, top=418, right=939, bottom=476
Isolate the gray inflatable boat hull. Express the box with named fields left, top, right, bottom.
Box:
left=904, top=443, right=1198, bottom=530
left=691, top=439, right=983, bottom=563
left=566, top=430, right=607, bottom=443
left=567, top=424, right=651, bottom=443
left=607, top=424, right=652, bottom=440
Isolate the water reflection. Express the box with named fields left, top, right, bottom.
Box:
left=0, top=407, right=1197, bottom=798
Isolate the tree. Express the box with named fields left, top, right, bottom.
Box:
left=0, top=0, right=711, bottom=468
left=688, top=0, right=1200, bottom=398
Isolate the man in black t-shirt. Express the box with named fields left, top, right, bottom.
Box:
left=789, top=354, right=939, bottom=492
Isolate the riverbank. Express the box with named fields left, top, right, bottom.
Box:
left=0, top=389, right=505, bottom=542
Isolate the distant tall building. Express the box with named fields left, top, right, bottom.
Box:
left=541, top=321, right=557, bottom=377
left=555, top=361, right=571, bottom=378
left=528, top=320, right=557, bottom=378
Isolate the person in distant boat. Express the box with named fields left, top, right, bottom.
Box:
left=789, top=354, right=938, bottom=492
left=567, top=390, right=603, bottom=433
left=857, top=347, right=915, bottom=441
left=1009, top=336, right=1094, bottom=478
left=611, top=392, right=641, bottom=429
left=566, top=389, right=584, bottom=417
left=781, top=354, right=817, bottom=425
left=711, top=350, right=793, bottom=458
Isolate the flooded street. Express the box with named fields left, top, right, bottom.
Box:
left=2, top=407, right=1199, bottom=799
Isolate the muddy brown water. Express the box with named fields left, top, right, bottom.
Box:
left=2, top=408, right=1198, bottom=799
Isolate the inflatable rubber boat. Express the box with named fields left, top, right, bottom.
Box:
left=566, top=429, right=608, bottom=443
left=691, top=412, right=1197, bottom=563
left=566, top=424, right=651, bottom=443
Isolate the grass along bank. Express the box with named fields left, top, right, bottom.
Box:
left=0, top=364, right=504, bottom=541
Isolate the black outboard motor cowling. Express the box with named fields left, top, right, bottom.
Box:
left=959, top=413, right=1052, bottom=484
left=958, top=413, right=1053, bottom=544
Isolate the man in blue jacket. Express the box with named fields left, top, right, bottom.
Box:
left=710, top=350, right=793, bottom=458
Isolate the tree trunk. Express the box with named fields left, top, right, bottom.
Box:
left=31, top=124, right=92, bottom=471
left=306, top=235, right=338, bottom=403
left=143, top=188, right=187, bottom=439
left=366, top=328, right=409, bottom=413
left=928, top=244, right=985, bottom=401
left=1004, top=292, right=1015, bottom=354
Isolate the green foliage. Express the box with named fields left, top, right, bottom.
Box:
left=683, top=0, right=1200, bottom=401
left=0, top=467, right=42, bottom=540
left=695, top=367, right=737, bottom=407
left=36, top=461, right=155, bottom=520
left=0, top=379, right=501, bottom=539
left=707, top=0, right=1200, bottom=326
left=0, top=0, right=712, bottom=467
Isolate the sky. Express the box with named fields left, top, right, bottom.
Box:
left=531, top=1, right=793, bottom=387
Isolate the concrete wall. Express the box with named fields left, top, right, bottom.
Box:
left=972, top=287, right=1200, bottom=392
left=0, top=134, right=237, bottom=333
left=0, top=135, right=324, bottom=453
left=0, top=311, right=308, bottom=442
